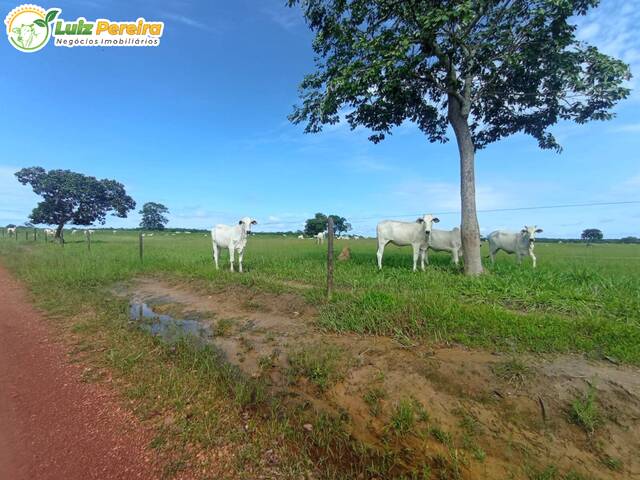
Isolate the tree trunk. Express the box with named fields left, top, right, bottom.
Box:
left=55, top=223, right=65, bottom=244
left=448, top=94, right=483, bottom=276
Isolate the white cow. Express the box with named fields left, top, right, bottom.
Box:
left=376, top=214, right=440, bottom=271
left=315, top=231, right=326, bottom=245
left=426, top=227, right=463, bottom=266
left=7, top=227, right=16, bottom=237
left=84, top=229, right=95, bottom=238
left=211, top=217, right=257, bottom=272
left=487, top=225, right=543, bottom=268
left=44, top=228, right=55, bottom=238
left=71, top=229, right=78, bottom=235
left=297, top=235, right=304, bottom=239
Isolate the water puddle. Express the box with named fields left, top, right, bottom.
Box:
left=129, top=301, right=212, bottom=345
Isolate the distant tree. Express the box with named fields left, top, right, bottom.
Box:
left=620, top=236, right=640, bottom=244
left=288, top=0, right=630, bottom=275
left=6, top=224, right=16, bottom=228
left=15, top=167, right=135, bottom=242
left=304, top=212, right=328, bottom=236
left=581, top=228, right=603, bottom=244
left=139, top=202, right=169, bottom=230
left=304, top=212, right=352, bottom=236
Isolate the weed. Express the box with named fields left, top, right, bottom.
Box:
left=389, top=398, right=416, bottom=435
left=363, top=387, right=387, bottom=416
left=287, top=344, right=345, bottom=391
left=213, top=317, right=235, bottom=337
left=569, top=387, right=601, bottom=434
left=430, top=426, right=452, bottom=446
left=601, top=455, right=622, bottom=471
left=492, top=358, right=532, bottom=387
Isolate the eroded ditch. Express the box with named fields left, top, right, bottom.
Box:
left=120, top=277, right=640, bottom=479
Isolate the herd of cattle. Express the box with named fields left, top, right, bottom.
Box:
left=208, top=215, right=543, bottom=272
left=5, top=215, right=543, bottom=272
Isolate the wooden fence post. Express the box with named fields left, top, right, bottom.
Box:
left=33, top=228, right=36, bottom=241
left=139, top=232, right=144, bottom=263
left=326, top=217, right=334, bottom=299
left=87, top=232, right=91, bottom=251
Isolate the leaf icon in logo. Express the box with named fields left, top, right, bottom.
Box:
left=34, top=19, right=46, bottom=28
left=45, top=9, right=60, bottom=23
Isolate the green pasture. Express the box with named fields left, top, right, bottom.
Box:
left=1, top=228, right=639, bottom=363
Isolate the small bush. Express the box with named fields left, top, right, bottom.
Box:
left=569, top=387, right=601, bottom=434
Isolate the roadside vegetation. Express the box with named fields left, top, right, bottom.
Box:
left=1, top=231, right=639, bottom=478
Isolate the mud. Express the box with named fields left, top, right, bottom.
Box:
left=121, top=277, right=640, bottom=480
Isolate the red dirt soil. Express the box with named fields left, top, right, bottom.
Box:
left=0, top=265, right=160, bottom=480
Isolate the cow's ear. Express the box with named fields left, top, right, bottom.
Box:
left=251, top=220, right=257, bottom=225
left=535, top=228, right=543, bottom=233
left=433, top=217, right=440, bottom=223
left=416, top=218, right=424, bottom=223
left=521, top=228, right=528, bottom=233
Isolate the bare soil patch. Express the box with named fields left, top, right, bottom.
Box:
left=125, top=277, right=640, bottom=479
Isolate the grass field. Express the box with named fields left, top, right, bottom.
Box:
left=2, top=229, right=639, bottom=363
left=2, top=229, right=639, bottom=479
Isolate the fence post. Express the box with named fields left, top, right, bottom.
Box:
left=139, top=232, right=144, bottom=263
left=87, top=232, right=91, bottom=251
left=326, top=217, right=334, bottom=299
left=33, top=228, right=36, bottom=241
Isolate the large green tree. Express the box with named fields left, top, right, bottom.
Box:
left=304, top=212, right=352, bottom=235
left=581, top=228, right=603, bottom=243
left=287, top=0, right=630, bottom=275
left=15, top=167, right=136, bottom=241
left=139, top=202, right=170, bottom=230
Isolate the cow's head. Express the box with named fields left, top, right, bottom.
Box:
left=238, top=217, right=257, bottom=234
left=416, top=214, right=440, bottom=237
left=521, top=225, right=543, bottom=243
left=13, top=24, right=37, bottom=47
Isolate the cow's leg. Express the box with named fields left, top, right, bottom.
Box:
left=489, top=247, right=497, bottom=265
left=238, top=248, right=244, bottom=273
left=229, top=244, right=235, bottom=272
left=516, top=253, right=522, bottom=265
left=412, top=244, right=420, bottom=272
left=529, top=248, right=537, bottom=268
left=212, top=242, right=219, bottom=270
left=452, top=248, right=459, bottom=266
left=376, top=240, right=386, bottom=270
left=419, top=246, right=427, bottom=271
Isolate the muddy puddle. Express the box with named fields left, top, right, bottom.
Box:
left=129, top=300, right=213, bottom=345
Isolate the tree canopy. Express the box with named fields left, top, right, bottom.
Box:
left=304, top=212, right=352, bottom=236
left=139, top=202, right=170, bottom=230
left=15, top=167, right=135, bottom=239
left=581, top=228, right=603, bottom=242
left=288, top=0, right=630, bottom=149
left=288, top=0, right=630, bottom=274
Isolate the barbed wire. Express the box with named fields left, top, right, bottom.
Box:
left=258, top=200, right=640, bottom=227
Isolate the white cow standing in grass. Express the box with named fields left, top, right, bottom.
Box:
left=376, top=214, right=440, bottom=271
left=211, top=217, right=257, bottom=272
left=487, top=225, right=543, bottom=268
left=315, top=231, right=326, bottom=245
left=44, top=228, right=55, bottom=239
left=297, top=235, right=304, bottom=239
left=426, top=227, right=463, bottom=266
left=7, top=227, right=16, bottom=237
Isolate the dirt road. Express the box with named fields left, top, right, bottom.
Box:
left=0, top=265, right=159, bottom=480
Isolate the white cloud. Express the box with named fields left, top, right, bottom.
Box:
left=161, top=12, right=211, bottom=31
left=611, top=123, right=640, bottom=133
left=574, top=0, right=640, bottom=98
left=262, top=2, right=302, bottom=30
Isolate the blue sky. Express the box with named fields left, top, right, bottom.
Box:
left=1, top=0, right=639, bottom=238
